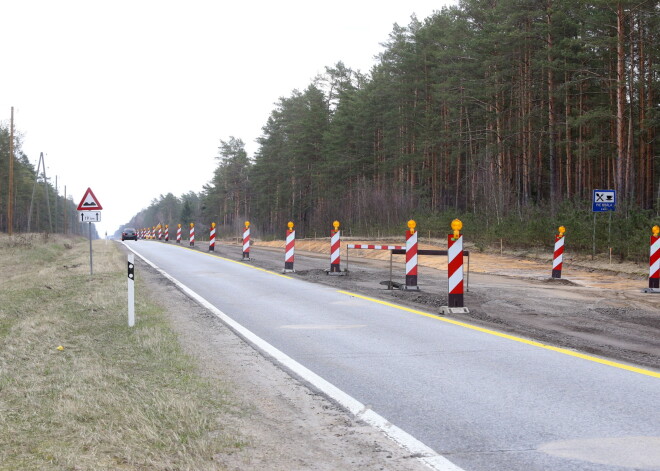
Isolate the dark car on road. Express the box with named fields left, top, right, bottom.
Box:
left=121, top=227, right=138, bottom=241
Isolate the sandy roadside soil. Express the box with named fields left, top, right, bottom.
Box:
left=126, top=237, right=659, bottom=470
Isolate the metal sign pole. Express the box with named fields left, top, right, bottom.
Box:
left=89, top=222, right=93, bottom=276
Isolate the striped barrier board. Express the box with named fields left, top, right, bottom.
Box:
left=650, top=234, right=659, bottom=290
left=347, top=244, right=405, bottom=250
left=447, top=234, right=464, bottom=307
left=330, top=230, right=341, bottom=273
left=243, top=226, right=251, bottom=260
left=285, top=229, right=295, bottom=272
left=552, top=234, right=565, bottom=278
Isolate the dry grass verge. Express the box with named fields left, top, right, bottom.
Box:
left=0, top=234, right=244, bottom=470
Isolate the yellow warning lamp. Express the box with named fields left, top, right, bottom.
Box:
left=245, top=221, right=250, bottom=228
left=178, top=223, right=181, bottom=228
left=451, top=219, right=463, bottom=239
left=651, top=225, right=660, bottom=237
left=558, top=226, right=566, bottom=237
left=408, top=220, right=416, bottom=234
left=288, top=221, right=294, bottom=230
left=333, top=220, right=340, bottom=231
left=190, top=222, right=194, bottom=228
left=211, top=222, right=216, bottom=229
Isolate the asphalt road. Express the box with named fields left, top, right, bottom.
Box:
left=125, top=240, right=660, bottom=471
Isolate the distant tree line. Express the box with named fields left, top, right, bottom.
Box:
left=0, top=126, right=89, bottom=236
left=127, top=0, right=659, bottom=257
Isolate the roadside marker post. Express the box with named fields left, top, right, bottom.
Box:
left=189, top=223, right=195, bottom=247
left=643, top=225, right=660, bottom=293
left=441, top=219, right=469, bottom=315
left=284, top=222, right=295, bottom=272
left=243, top=221, right=251, bottom=261
left=404, top=220, right=420, bottom=290
left=177, top=224, right=182, bottom=243
left=127, top=254, right=135, bottom=327
left=328, top=220, right=345, bottom=275
left=209, top=223, right=216, bottom=251
left=552, top=226, right=566, bottom=279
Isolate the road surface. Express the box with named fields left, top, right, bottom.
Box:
left=125, top=240, right=660, bottom=471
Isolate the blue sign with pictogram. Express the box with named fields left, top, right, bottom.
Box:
left=592, top=189, right=616, bottom=212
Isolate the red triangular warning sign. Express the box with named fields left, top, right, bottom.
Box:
left=77, top=187, right=103, bottom=210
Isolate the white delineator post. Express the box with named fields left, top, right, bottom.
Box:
left=128, top=254, right=135, bottom=327
left=284, top=221, right=295, bottom=272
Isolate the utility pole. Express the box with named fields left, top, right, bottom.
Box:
left=54, top=176, right=59, bottom=233
left=27, top=152, right=53, bottom=233
left=8, top=107, right=14, bottom=235
left=63, top=185, right=67, bottom=235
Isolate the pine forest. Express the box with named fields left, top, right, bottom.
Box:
left=3, top=1, right=659, bottom=259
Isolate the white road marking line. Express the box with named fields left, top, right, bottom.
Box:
left=126, top=244, right=465, bottom=471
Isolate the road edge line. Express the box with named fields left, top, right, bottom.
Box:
left=124, top=243, right=465, bottom=471
left=336, top=290, right=660, bottom=379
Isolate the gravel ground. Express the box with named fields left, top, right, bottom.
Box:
left=126, top=238, right=660, bottom=470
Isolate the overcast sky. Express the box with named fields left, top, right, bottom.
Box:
left=1, top=0, right=456, bottom=236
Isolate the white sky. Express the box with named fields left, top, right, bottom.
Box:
left=1, top=0, right=455, bottom=236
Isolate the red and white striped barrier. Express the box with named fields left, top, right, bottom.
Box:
left=209, top=223, right=216, bottom=251
left=164, top=224, right=169, bottom=242
left=176, top=224, right=182, bottom=244
left=552, top=226, right=566, bottom=279
left=243, top=221, right=251, bottom=260
left=649, top=226, right=660, bottom=290
left=189, top=223, right=195, bottom=247
left=405, top=220, right=419, bottom=290
left=285, top=222, right=295, bottom=272
left=347, top=244, right=405, bottom=250
left=329, top=221, right=341, bottom=274
left=157, top=225, right=162, bottom=240
left=447, top=229, right=464, bottom=308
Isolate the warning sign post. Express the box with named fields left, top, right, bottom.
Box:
left=78, top=187, right=103, bottom=275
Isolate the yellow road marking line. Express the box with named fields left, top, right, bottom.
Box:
left=166, top=242, right=293, bottom=279
left=336, top=290, right=660, bottom=379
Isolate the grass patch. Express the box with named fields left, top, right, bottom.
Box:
left=0, top=234, right=245, bottom=470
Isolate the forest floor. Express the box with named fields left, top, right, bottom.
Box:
left=131, top=236, right=660, bottom=470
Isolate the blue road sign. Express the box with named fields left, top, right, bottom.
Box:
left=593, top=189, right=616, bottom=212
